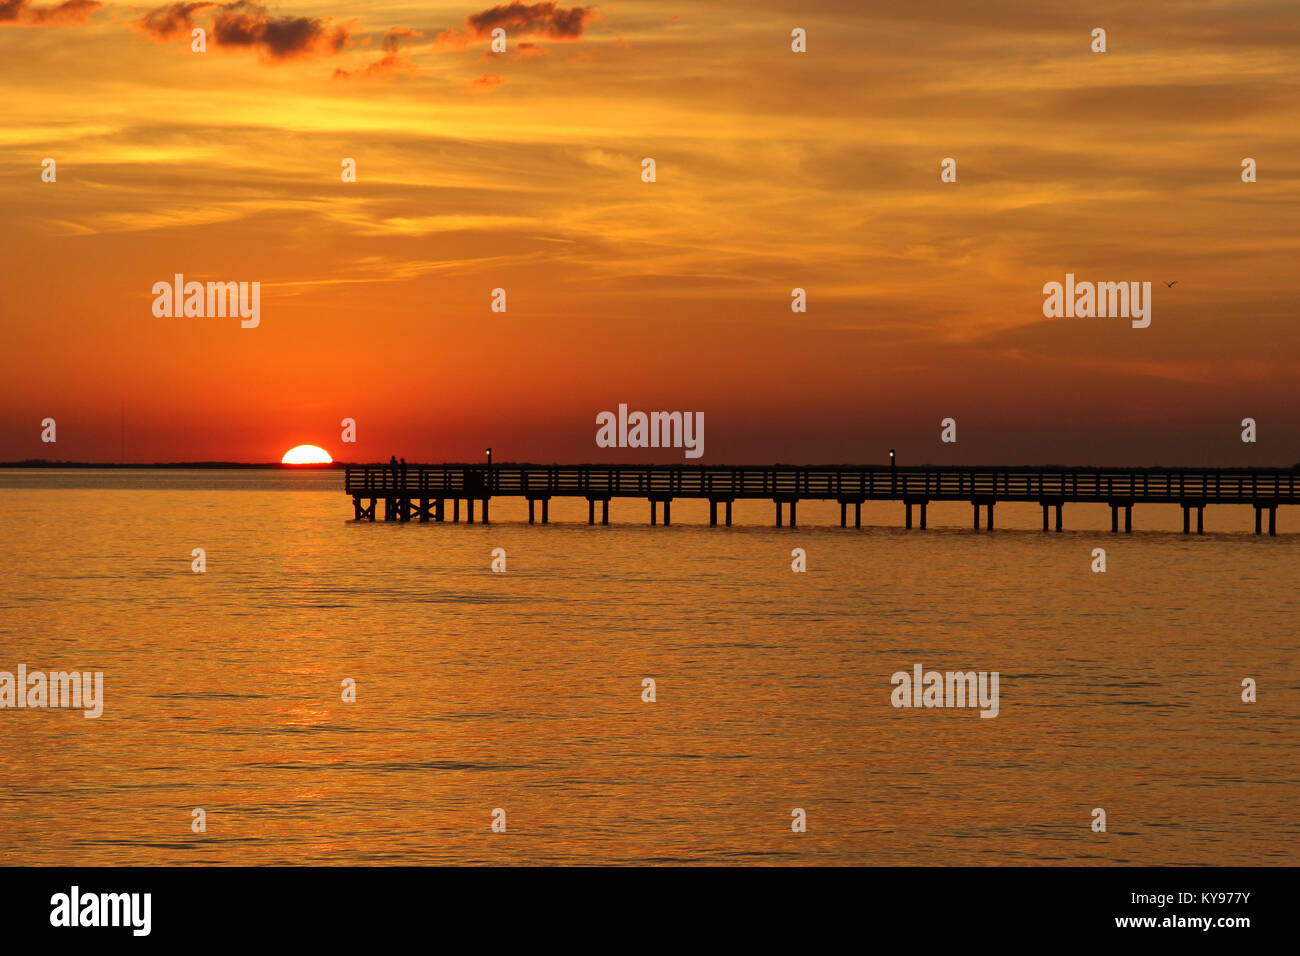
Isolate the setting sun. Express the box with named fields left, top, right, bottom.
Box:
left=282, top=445, right=333, bottom=465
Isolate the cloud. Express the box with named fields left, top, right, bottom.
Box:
left=137, top=1, right=353, bottom=60
left=465, top=2, right=595, bottom=40
left=0, top=0, right=100, bottom=25
left=467, top=72, right=505, bottom=92
left=434, top=27, right=468, bottom=50
left=213, top=2, right=349, bottom=59
left=380, top=26, right=421, bottom=53
left=334, top=27, right=423, bottom=80
left=137, top=1, right=215, bottom=38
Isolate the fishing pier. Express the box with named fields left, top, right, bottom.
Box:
left=344, top=463, right=1297, bottom=534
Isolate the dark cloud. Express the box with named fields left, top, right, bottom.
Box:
left=213, top=2, right=349, bottom=58
left=138, top=1, right=352, bottom=59
left=466, top=2, right=595, bottom=40
left=0, top=0, right=100, bottom=25
left=138, top=1, right=215, bottom=39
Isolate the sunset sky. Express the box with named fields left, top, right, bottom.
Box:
left=2, top=0, right=1297, bottom=465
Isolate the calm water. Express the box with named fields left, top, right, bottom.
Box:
left=1, top=469, right=1296, bottom=865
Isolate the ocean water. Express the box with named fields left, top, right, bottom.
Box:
left=1, top=469, right=1296, bottom=865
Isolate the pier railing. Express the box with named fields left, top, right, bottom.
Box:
left=344, top=464, right=1300, bottom=504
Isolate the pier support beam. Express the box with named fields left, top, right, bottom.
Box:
left=584, top=497, right=608, bottom=525
left=708, top=498, right=729, bottom=526
left=1110, top=503, right=1132, bottom=533
left=527, top=497, right=551, bottom=525
left=789, top=500, right=797, bottom=528
left=435, top=498, right=444, bottom=522
left=1198, top=506, right=1203, bottom=534
left=453, top=498, right=460, bottom=523
left=650, top=498, right=674, bottom=526
left=840, top=501, right=847, bottom=528
left=986, top=502, right=994, bottom=531
left=972, top=502, right=980, bottom=530
left=482, top=498, right=489, bottom=524
left=1254, top=503, right=1278, bottom=535
left=419, top=497, right=429, bottom=523
left=1183, top=505, right=1190, bottom=534
left=775, top=500, right=782, bottom=527
left=905, top=502, right=912, bottom=529
left=855, top=501, right=861, bottom=529
left=467, top=499, right=475, bottom=524
left=1056, top=503, right=1063, bottom=532
left=367, top=498, right=377, bottom=522
left=920, top=501, right=928, bottom=530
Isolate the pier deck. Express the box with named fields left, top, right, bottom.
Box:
left=345, top=463, right=1298, bottom=534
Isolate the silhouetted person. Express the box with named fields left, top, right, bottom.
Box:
left=389, top=455, right=398, bottom=487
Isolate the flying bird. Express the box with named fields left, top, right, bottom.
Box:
left=1163, top=281, right=1178, bottom=287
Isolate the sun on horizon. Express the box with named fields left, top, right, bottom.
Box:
left=282, top=445, right=333, bottom=465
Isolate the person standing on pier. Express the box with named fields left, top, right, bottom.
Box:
left=400, top=457, right=408, bottom=489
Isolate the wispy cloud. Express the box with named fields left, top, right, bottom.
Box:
left=333, top=26, right=423, bottom=80
left=0, top=0, right=100, bottom=26
left=467, top=71, right=506, bottom=92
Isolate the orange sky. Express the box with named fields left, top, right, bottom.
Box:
left=2, top=1, right=1298, bottom=465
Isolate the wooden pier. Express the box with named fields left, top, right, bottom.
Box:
left=345, top=463, right=1297, bottom=534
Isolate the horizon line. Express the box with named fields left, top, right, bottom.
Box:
left=5, top=459, right=1300, bottom=472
